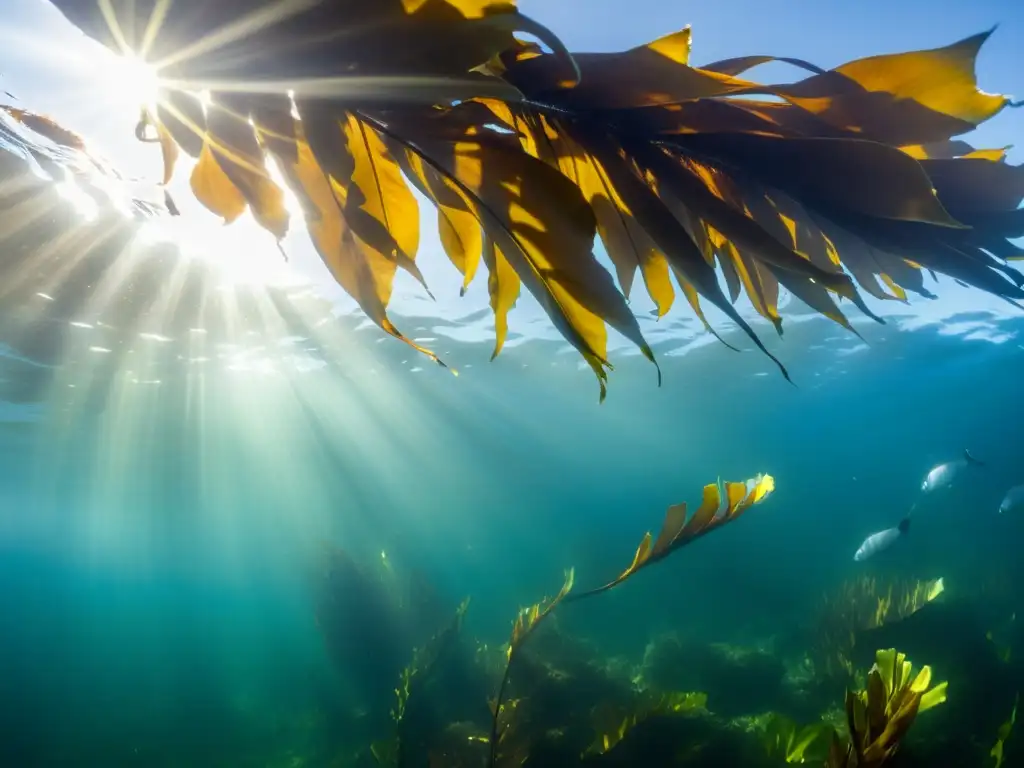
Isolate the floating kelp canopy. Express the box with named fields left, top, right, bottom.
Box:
left=42, top=0, right=1024, bottom=398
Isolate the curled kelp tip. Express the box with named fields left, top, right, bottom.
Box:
left=36, top=2, right=1024, bottom=395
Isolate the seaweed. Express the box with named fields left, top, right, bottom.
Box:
left=990, top=693, right=1019, bottom=768
left=27, top=2, right=1024, bottom=397
left=759, top=713, right=834, bottom=764
left=373, top=598, right=473, bottom=766
left=583, top=691, right=708, bottom=757
left=567, top=474, right=775, bottom=602
left=812, top=576, right=945, bottom=683
left=828, top=648, right=948, bottom=767
left=488, top=569, right=575, bottom=768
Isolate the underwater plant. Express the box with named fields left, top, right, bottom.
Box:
left=488, top=568, right=575, bottom=767
left=812, top=576, right=945, bottom=682
left=567, top=474, right=775, bottom=601
left=372, top=597, right=473, bottom=766
left=312, top=545, right=455, bottom=737
left=828, top=648, right=948, bottom=768
left=26, top=1, right=1024, bottom=398
left=990, top=693, right=1019, bottom=768
left=583, top=690, right=708, bottom=757
left=759, top=712, right=834, bottom=765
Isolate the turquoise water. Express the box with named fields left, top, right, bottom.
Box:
left=3, top=275, right=1023, bottom=763
left=2, top=38, right=1024, bottom=765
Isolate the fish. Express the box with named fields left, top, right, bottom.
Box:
left=921, top=449, right=985, bottom=492
left=999, top=485, right=1024, bottom=515
left=854, top=516, right=910, bottom=562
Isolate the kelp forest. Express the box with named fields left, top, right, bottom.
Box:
left=300, top=475, right=1020, bottom=767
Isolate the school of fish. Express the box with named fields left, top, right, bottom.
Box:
left=854, top=449, right=1022, bottom=562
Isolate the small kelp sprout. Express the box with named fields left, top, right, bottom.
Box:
left=828, top=648, right=948, bottom=768
left=34, top=1, right=1024, bottom=398
left=567, top=474, right=775, bottom=601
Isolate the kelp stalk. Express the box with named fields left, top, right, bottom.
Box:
left=487, top=569, right=574, bottom=768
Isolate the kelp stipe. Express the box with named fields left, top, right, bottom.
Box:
left=566, top=474, right=775, bottom=602
left=828, top=648, right=948, bottom=767
left=487, top=569, right=574, bottom=768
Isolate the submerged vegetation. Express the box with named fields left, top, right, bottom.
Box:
left=7, top=0, right=1018, bottom=398
left=287, top=473, right=1018, bottom=766
left=828, top=648, right=948, bottom=767
left=812, top=576, right=946, bottom=683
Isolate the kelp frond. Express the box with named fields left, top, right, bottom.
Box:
left=829, top=648, right=948, bottom=768
left=41, top=1, right=1024, bottom=397
left=568, top=474, right=774, bottom=601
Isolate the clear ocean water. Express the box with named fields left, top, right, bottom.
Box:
left=2, top=3, right=1024, bottom=766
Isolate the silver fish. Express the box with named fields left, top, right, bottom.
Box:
left=999, top=485, right=1024, bottom=515
left=921, top=449, right=985, bottom=492
left=854, top=517, right=910, bottom=562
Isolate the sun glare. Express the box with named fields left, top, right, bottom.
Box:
left=97, top=52, right=161, bottom=109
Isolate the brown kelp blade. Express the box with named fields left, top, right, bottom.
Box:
left=48, top=0, right=577, bottom=86
left=567, top=474, right=775, bottom=602
left=27, top=3, right=1024, bottom=398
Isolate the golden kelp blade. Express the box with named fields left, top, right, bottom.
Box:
left=267, top=126, right=449, bottom=368
left=756, top=30, right=1013, bottom=145
left=394, top=117, right=659, bottom=397
left=568, top=474, right=775, bottom=601
left=31, top=3, right=1024, bottom=397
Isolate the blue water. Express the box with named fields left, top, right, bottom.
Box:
left=3, top=289, right=1023, bottom=762
left=2, top=18, right=1024, bottom=761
